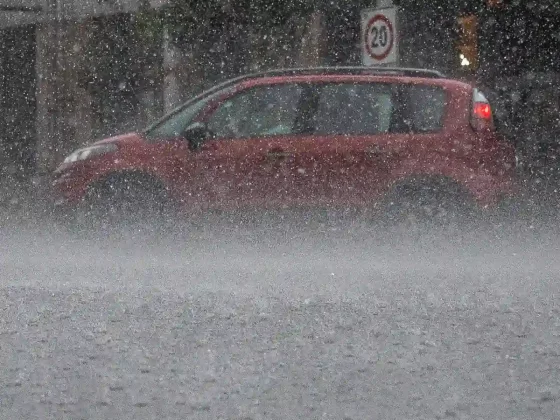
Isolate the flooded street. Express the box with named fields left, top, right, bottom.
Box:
left=2, top=227, right=560, bottom=419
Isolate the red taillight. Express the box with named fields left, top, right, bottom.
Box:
left=473, top=102, right=492, bottom=120
left=471, top=89, right=494, bottom=131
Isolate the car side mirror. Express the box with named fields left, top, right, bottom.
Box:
left=183, top=122, right=213, bottom=151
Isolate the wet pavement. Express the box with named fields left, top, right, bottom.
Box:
left=1, top=227, right=560, bottom=419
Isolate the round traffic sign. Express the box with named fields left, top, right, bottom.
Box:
left=364, top=14, right=394, bottom=61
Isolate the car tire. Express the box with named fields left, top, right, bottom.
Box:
left=78, top=174, right=175, bottom=235
left=378, top=180, right=476, bottom=234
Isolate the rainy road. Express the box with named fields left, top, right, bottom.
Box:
left=2, top=225, right=560, bottom=419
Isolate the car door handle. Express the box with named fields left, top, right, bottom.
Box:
left=366, top=146, right=396, bottom=159
left=266, top=151, right=292, bottom=161
left=366, top=146, right=384, bottom=158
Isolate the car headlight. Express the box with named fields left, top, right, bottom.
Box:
left=63, top=144, right=118, bottom=164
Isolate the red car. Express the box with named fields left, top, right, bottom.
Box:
left=52, top=67, right=516, bottom=226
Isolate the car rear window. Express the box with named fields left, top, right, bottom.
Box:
left=311, top=83, right=395, bottom=135
left=404, top=85, right=447, bottom=133
left=309, top=83, right=446, bottom=136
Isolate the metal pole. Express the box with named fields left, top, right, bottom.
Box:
left=52, top=0, right=61, bottom=166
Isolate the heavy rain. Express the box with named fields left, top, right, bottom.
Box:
left=1, top=1, right=560, bottom=419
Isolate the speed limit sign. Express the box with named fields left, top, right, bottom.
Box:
left=361, top=7, right=398, bottom=66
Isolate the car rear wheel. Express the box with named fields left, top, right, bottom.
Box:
left=378, top=181, right=476, bottom=234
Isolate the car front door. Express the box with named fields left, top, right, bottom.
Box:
left=187, top=83, right=306, bottom=210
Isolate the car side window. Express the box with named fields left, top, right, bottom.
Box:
left=145, top=89, right=228, bottom=140
left=206, top=84, right=303, bottom=139
left=311, top=83, right=395, bottom=135
left=403, top=85, right=446, bottom=133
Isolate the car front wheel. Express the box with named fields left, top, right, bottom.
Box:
left=77, top=174, right=174, bottom=234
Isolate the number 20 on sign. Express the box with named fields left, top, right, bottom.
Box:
left=361, top=7, right=398, bottom=66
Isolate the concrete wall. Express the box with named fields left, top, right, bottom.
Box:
left=0, top=24, right=37, bottom=184
left=59, top=0, right=168, bottom=20
left=0, top=0, right=42, bottom=28
left=35, top=20, right=93, bottom=172
left=35, top=11, right=165, bottom=173
left=0, top=0, right=170, bottom=29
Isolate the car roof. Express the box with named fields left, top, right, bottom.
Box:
left=205, top=66, right=471, bottom=92
left=238, top=74, right=472, bottom=91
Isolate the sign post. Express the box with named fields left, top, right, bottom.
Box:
left=361, top=6, right=398, bottom=66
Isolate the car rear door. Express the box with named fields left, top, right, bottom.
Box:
left=287, top=82, right=406, bottom=208
left=287, top=81, right=451, bottom=209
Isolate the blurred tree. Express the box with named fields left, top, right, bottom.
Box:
left=128, top=0, right=504, bottom=83
left=164, top=0, right=314, bottom=43
left=478, top=0, right=560, bottom=78
left=157, top=0, right=321, bottom=83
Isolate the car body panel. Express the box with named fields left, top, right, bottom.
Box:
left=52, top=71, right=517, bottom=213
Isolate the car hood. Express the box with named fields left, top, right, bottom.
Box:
left=92, top=132, right=144, bottom=147
left=53, top=132, right=144, bottom=175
